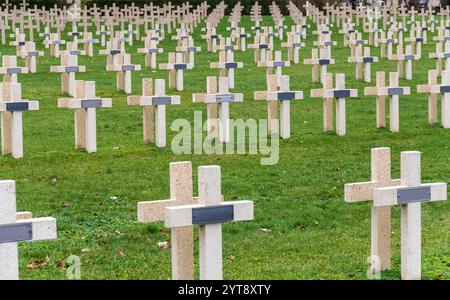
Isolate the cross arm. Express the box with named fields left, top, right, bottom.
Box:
left=106, top=64, right=141, bottom=72
left=50, top=66, right=86, bottom=73
left=257, top=61, right=290, bottom=68
left=204, top=93, right=244, bottom=103
left=176, top=46, right=202, bottom=52
left=348, top=56, right=379, bottom=63
left=58, top=98, right=112, bottom=109
left=323, top=89, right=358, bottom=98
left=140, top=95, right=181, bottom=106
left=310, top=88, right=325, bottom=98
left=373, top=183, right=447, bottom=207
left=138, top=199, right=174, bottom=223
left=25, top=50, right=44, bottom=57
left=345, top=179, right=401, bottom=203
left=254, top=91, right=269, bottom=100
left=417, top=84, right=432, bottom=93
left=210, top=62, right=243, bottom=69
left=265, top=91, right=304, bottom=101
left=137, top=48, right=163, bottom=54
left=0, top=67, right=29, bottom=74
left=0, top=101, right=39, bottom=111
left=16, top=217, right=57, bottom=241
left=193, top=93, right=206, bottom=103
left=165, top=200, right=254, bottom=228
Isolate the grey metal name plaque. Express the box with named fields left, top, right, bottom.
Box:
left=70, top=50, right=81, bottom=55
left=334, top=90, right=351, bottom=98
left=363, top=57, right=374, bottom=63
left=224, top=46, right=234, bottom=51
left=149, top=48, right=159, bottom=53
left=216, top=94, right=235, bottom=103
left=65, top=66, right=79, bottom=73
left=151, top=37, right=159, bottom=41
left=211, top=35, right=219, bottom=39
left=254, top=26, right=261, bottom=30
left=192, top=205, right=234, bottom=225
left=348, top=30, right=355, bottom=34
left=259, top=44, right=268, bottom=49
left=152, top=97, right=172, bottom=105
left=122, top=65, right=136, bottom=71
left=53, top=40, right=62, bottom=45
left=268, top=33, right=275, bottom=37
left=397, top=186, right=431, bottom=204
left=225, top=62, right=238, bottom=69
left=110, top=50, right=121, bottom=55
left=240, top=34, right=248, bottom=38
left=7, top=68, right=22, bottom=74
left=387, top=38, right=394, bottom=43
left=388, top=88, right=404, bottom=96
left=28, top=51, right=39, bottom=57
left=87, top=39, right=96, bottom=43
left=119, top=38, right=128, bottom=43
left=322, top=31, right=329, bottom=34
left=81, top=99, right=102, bottom=108
left=277, top=92, right=296, bottom=101
left=19, top=41, right=26, bottom=46
left=0, top=222, right=32, bottom=244
left=6, top=102, right=29, bottom=111
left=188, top=47, right=197, bottom=52
left=404, top=55, right=415, bottom=60
left=415, top=38, right=423, bottom=43
left=325, top=41, right=333, bottom=46
left=72, top=32, right=80, bottom=36
left=318, top=59, right=330, bottom=65
left=440, top=86, right=450, bottom=93
left=273, top=61, right=285, bottom=67
left=174, top=64, right=187, bottom=70
left=445, top=53, right=450, bottom=58
left=292, top=42, right=302, bottom=48
left=302, top=24, right=308, bottom=28
left=356, top=40, right=364, bottom=45
left=445, top=37, right=450, bottom=42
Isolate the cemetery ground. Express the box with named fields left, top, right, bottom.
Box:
left=0, top=16, right=449, bottom=280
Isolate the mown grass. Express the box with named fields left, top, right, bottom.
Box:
left=0, top=14, right=449, bottom=280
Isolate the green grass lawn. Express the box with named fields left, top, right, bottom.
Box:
left=0, top=15, right=449, bottom=280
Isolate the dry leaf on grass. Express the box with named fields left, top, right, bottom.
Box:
left=27, top=258, right=49, bottom=269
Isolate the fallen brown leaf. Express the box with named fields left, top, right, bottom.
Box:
left=27, top=258, right=49, bottom=269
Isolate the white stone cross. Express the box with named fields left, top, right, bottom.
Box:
left=159, top=52, right=193, bottom=92
left=348, top=46, right=378, bottom=83
left=373, top=151, right=447, bottom=280
left=137, top=161, right=197, bottom=280
left=210, top=48, right=243, bottom=89
left=364, top=72, right=410, bottom=132
left=106, top=53, right=142, bottom=94
left=0, top=56, right=28, bottom=83
left=127, top=78, right=180, bottom=148
left=0, top=82, right=39, bottom=158
left=22, top=42, right=44, bottom=73
left=165, top=166, right=253, bottom=280
left=345, top=147, right=401, bottom=274
left=303, top=48, right=335, bottom=83
left=58, top=80, right=112, bottom=153
left=254, top=75, right=303, bottom=139
left=138, top=35, right=163, bottom=69
left=0, top=180, right=57, bottom=280
left=311, top=73, right=358, bottom=136
left=50, top=51, right=86, bottom=96
left=417, top=69, right=450, bottom=128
